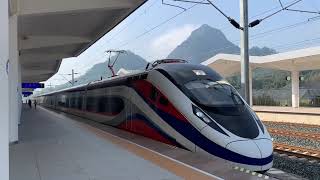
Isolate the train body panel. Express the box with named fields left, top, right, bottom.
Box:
left=37, top=62, right=273, bottom=171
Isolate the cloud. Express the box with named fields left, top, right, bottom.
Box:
left=150, top=24, right=200, bottom=58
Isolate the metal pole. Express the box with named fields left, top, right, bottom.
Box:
left=71, top=69, right=74, bottom=86
left=240, top=0, right=250, bottom=104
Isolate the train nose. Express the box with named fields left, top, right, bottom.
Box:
left=226, top=139, right=273, bottom=171
left=254, top=139, right=273, bottom=170
left=226, top=140, right=261, bottom=159
left=253, top=139, right=273, bottom=158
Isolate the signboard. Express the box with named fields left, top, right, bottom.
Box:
left=22, top=92, right=33, bottom=97
left=22, top=83, right=45, bottom=89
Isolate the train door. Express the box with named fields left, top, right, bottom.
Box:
left=81, top=90, right=86, bottom=114
left=54, top=95, right=57, bottom=109
left=126, top=86, right=133, bottom=132
left=75, top=91, right=85, bottom=116
left=107, top=85, right=132, bottom=128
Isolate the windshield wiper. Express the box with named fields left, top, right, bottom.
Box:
left=230, top=91, right=244, bottom=105
left=211, top=81, right=244, bottom=105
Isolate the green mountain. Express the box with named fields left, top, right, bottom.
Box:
left=75, top=50, right=147, bottom=84
left=38, top=51, right=147, bottom=94
left=166, top=24, right=320, bottom=106
left=37, top=24, right=319, bottom=107
left=167, top=24, right=277, bottom=64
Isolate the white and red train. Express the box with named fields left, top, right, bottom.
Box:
left=37, top=60, right=273, bottom=171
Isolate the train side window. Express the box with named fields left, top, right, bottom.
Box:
left=77, top=97, right=83, bottom=110
left=150, top=87, right=158, bottom=101
left=159, top=96, right=168, bottom=106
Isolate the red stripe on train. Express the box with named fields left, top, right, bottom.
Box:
left=118, top=119, right=176, bottom=146
left=131, top=80, right=188, bottom=123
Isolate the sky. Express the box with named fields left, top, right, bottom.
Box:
left=44, top=0, right=320, bottom=87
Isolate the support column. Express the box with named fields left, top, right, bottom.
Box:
left=9, top=14, right=20, bottom=143
left=0, top=0, right=9, bottom=179
left=18, top=57, right=22, bottom=124
left=249, top=67, right=253, bottom=106
left=240, top=0, right=250, bottom=103
left=291, top=70, right=300, bottom=108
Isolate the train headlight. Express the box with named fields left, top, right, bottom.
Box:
left=193, top=105, right=212, bottom=123
left=195, top=111, right=204, bottom=118
left=192, top=105, right=229, bottom=136
left=202, top=116, right=211, bottom=123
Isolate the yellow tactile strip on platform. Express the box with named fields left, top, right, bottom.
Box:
left=233, top=166, right=269, bottom=179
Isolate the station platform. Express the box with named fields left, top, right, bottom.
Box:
left=253, top=106, right=320, bottom=115
left=10, top=105, right=273, bottom=180
left=253, top=106, right=320, bottom=125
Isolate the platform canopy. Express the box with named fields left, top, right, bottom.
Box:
left=9, top=0, right=146, bottom=82
left=202, top=46, right=320, bottom=108
left=202, top=46, right=320, bottom=76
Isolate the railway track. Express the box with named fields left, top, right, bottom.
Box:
left=273, top=142, right=320, bottom=161
left=264, top=121, right=320, bottom=129
left=268, top=128, right=320, bottom=141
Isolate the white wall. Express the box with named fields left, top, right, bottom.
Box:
left=9, top=14, right=20, bottom=143
left=0, top=0, right=9, bottom=179
left=18, top=56, right=22, bottom=124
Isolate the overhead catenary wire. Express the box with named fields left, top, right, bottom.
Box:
left=88, top=2, right=320, bottom=70
left=76, top=0, right=320, bottom=81
left=170, top=0, right=242, bottom=29
left=58, top=74, right=73, bottom=85
left=248, top=0, right=303, bottom=27
left=115, top=1, right=203, bottom=49
left=104, top=0, right=160, bottom=45
left=162, top=0, right=186, bottom=10
left=83, top=0, right=305, bottom=69
left=285, top=8, right=320, bottom=14
left=81, top=1, right=198, bottom=68
left=262, top=0, right=302, bottom=21
left=250, top=17, right=319, bottom=40
left=182, top=18, right=320, bottom=58
left=74, top=0, right=160, bottom=74
left=207, top=0, right=306, bottom=36
left=278, top=0, right=320, bottom=15
left=309, top=0, right=320, bottom=12
left=273, top=37, right=320, bottom=50
left=173, top=0, right=210, bottom=5
left=247, top=0, right=320, bottom=27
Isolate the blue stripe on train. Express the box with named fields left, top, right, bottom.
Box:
left=131, top=86, right=273, bottom=166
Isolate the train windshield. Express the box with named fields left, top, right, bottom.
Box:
left=185, top=80, right=244, bottom=107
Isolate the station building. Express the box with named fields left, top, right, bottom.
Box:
left=202, top=46, right=320, bottom=108
left=202, top=46, right=320, bottom=125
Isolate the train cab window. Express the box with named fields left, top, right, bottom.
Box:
left=159, top=96, right=168, bottom=106
left=150, top=87, right=158, bottom=101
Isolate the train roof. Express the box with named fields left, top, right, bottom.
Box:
left=37, top=61, right=221, bottom=97
left=37, top=70, right=148, bottom=97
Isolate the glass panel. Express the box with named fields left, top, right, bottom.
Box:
left=300, top=70, right=320, bottom=107
left=226, top=68, right=292, bottom=106
left=185, top=80, right=244, bottom=107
